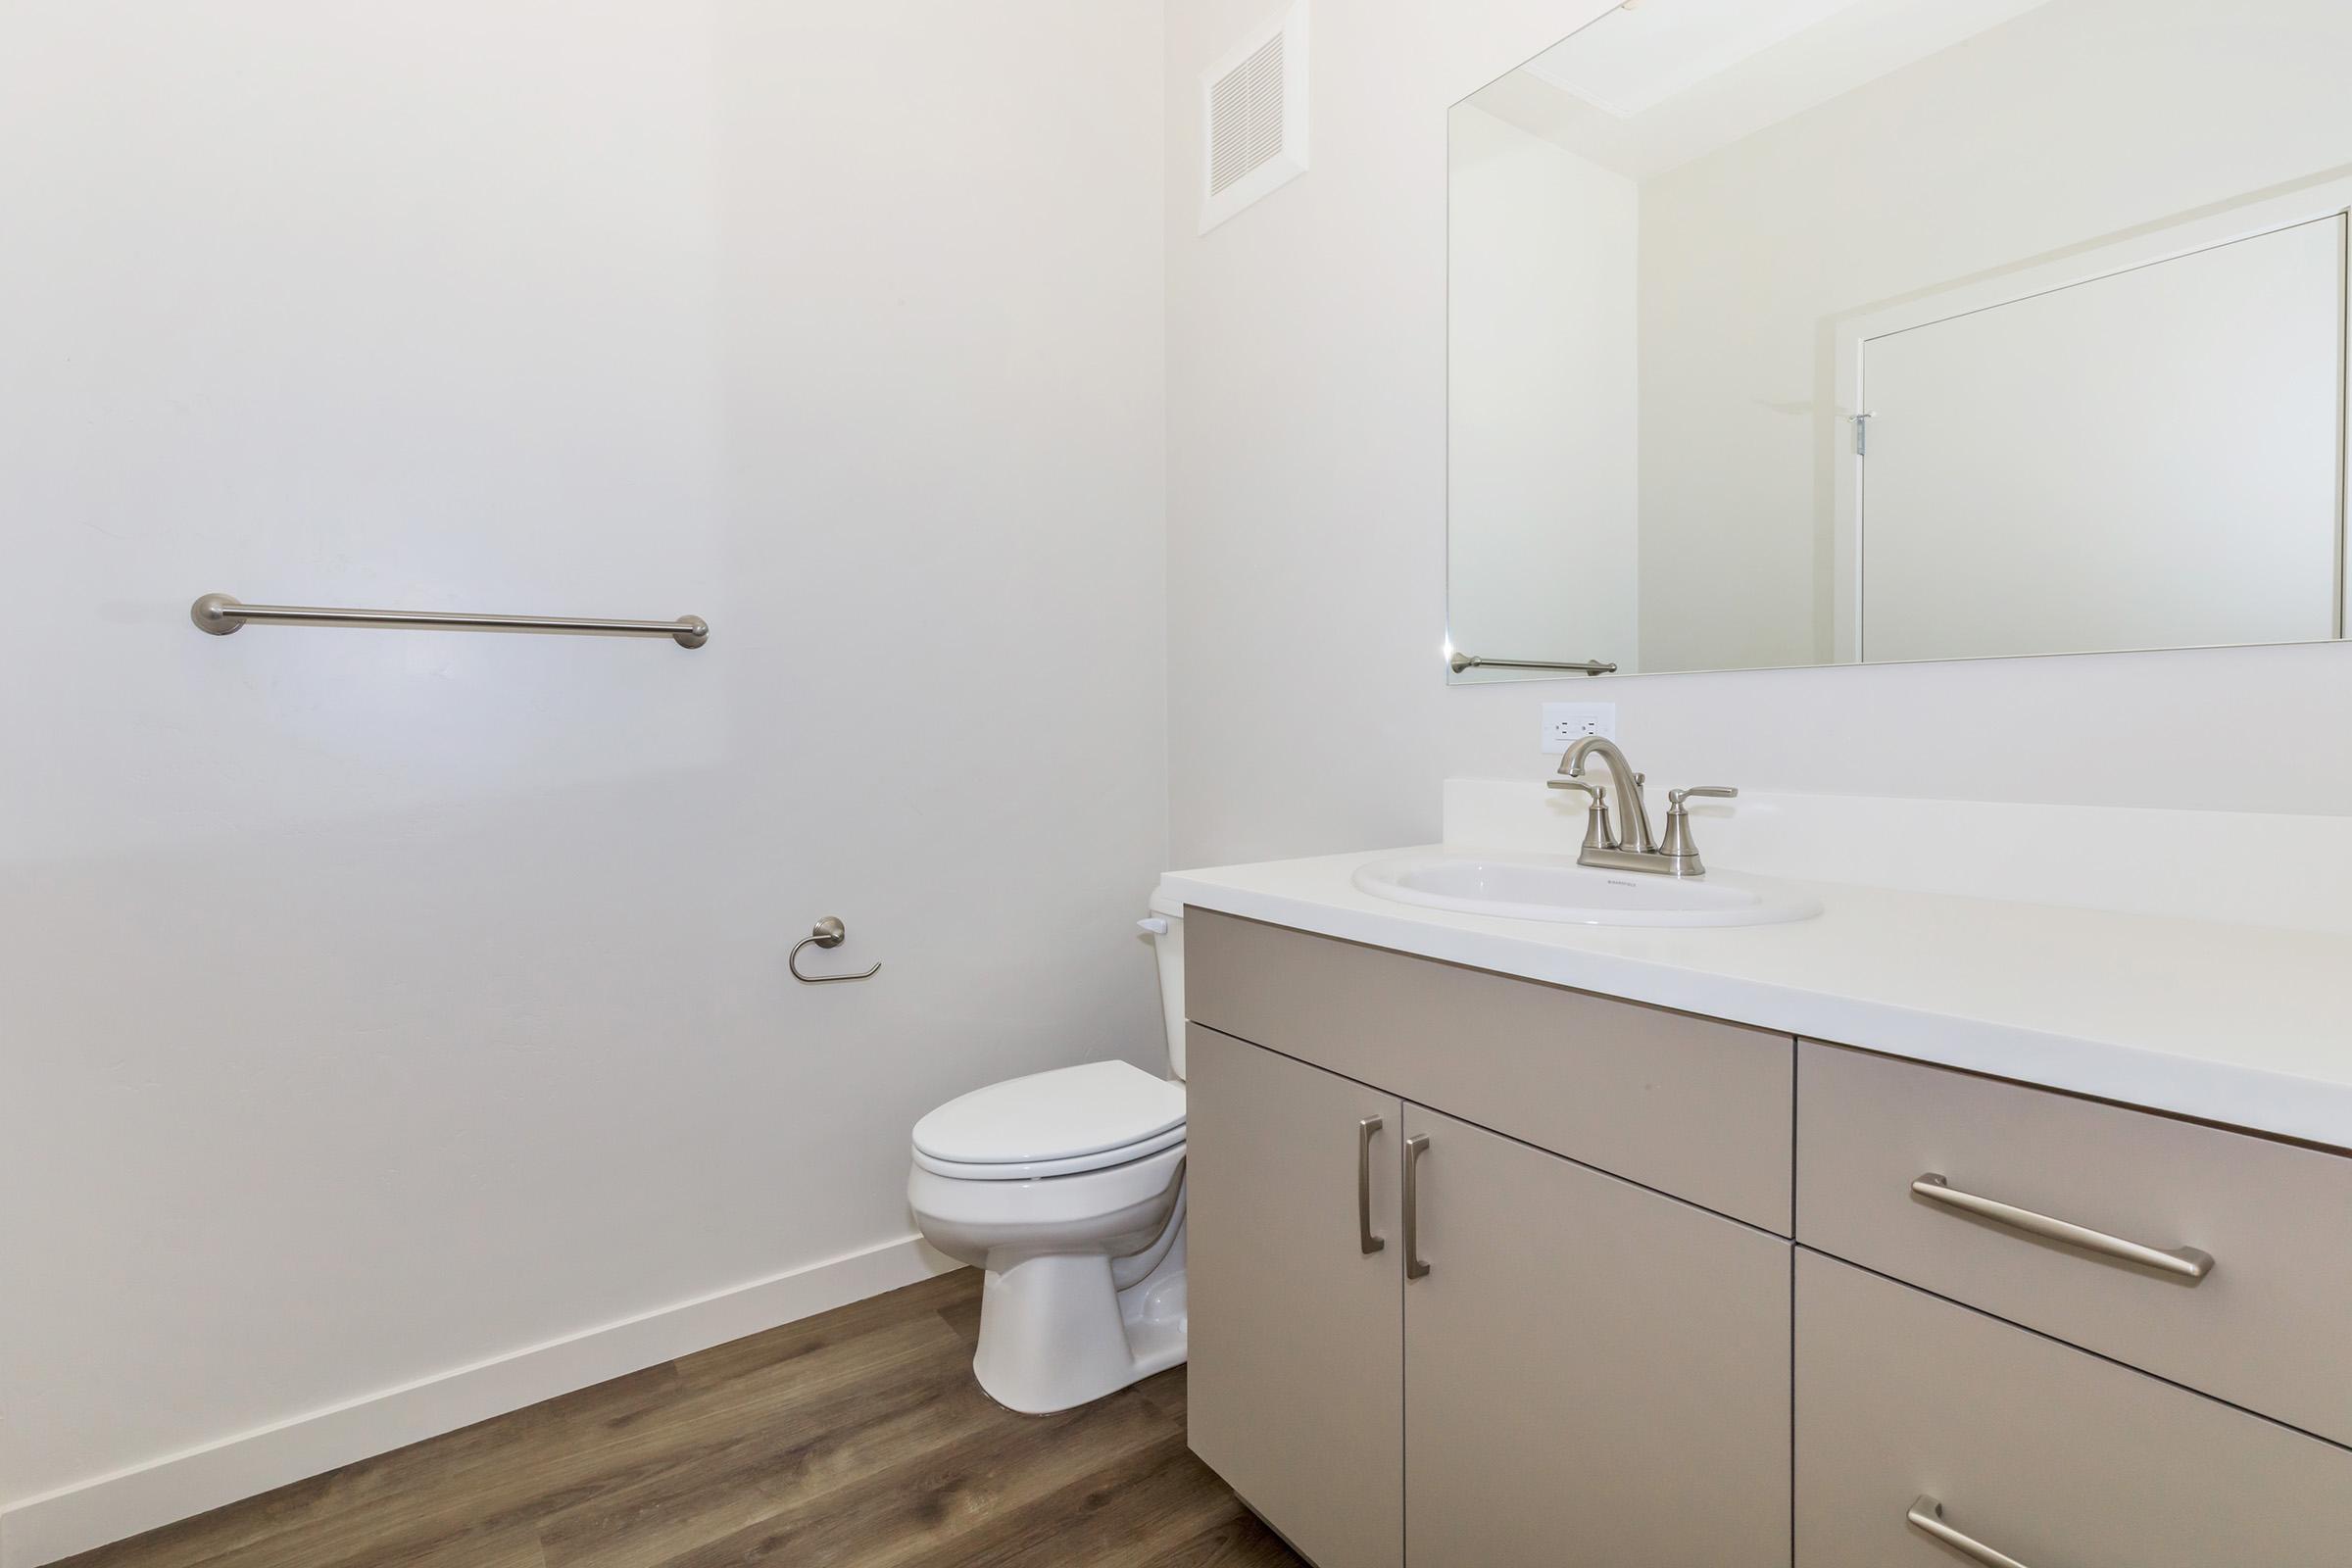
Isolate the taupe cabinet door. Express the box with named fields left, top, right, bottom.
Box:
left=1186, top=1026, right=1404, bottom=1568
left=1402, top=1105, right=1793, bottom=1568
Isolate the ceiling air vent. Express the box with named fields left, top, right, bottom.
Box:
left=1200, top=3, right=1309, bottom=233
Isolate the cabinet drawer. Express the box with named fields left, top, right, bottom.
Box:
left=1187, top=909, right=1793, bottom=1232
left=1796, top=1250, right=2352, bottom=1567
left=1798, top=1041, right=2352, bottom=1446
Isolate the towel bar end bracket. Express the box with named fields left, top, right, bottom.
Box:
left=191, top=593, right=241, bottom=636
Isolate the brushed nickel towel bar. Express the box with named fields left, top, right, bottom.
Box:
left=191, top=593, right=709, bottom=648
left=1447, top=650, right=1616, bottom=676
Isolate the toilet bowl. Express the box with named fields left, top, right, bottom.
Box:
left=906, top=887, right=1191, bottom=1414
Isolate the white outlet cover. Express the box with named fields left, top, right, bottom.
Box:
left=1540, top=703, right=1617, bottom=751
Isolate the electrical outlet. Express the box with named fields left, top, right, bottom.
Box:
left=1540, top=703, right=1616, bottom=752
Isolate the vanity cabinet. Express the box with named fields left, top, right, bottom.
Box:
left=1181, top=908, right=2352, bottom=1566
left=1186, top=912, right=1793, bottom=1568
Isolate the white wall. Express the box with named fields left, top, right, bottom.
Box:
left=0, top=0, right=1164, bottom=1533
left=1635, top=0, right=2352, bottom=671
left=1164, top=0, right=2352, bottom=870
left=1446, top=105, right=1639, bottom=669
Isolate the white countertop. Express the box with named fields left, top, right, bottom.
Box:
left=1162, top=846, right=2352, bottom=1151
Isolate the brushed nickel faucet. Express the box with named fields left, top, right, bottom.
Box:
left=1547, top=737, right=1738, bottom=878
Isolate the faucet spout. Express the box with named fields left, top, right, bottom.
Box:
left=1559, top=737, right=1656, bottom=854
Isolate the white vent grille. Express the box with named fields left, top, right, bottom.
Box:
left=1200, top=4, right=1309, bottom=233
left=1209, top=32, right=1286, bottom=197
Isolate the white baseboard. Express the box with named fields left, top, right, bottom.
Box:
left=1, top=1235, right=959, bottom=1568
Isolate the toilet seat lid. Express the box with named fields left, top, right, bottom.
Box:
left=913, top=1059, right=1186, bottom=1166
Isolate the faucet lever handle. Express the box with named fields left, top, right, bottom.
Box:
left=1546, top=775, right=1618, bottom=853
left=1658, top=786, right=1736, bottom=874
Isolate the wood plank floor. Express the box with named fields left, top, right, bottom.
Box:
left=64, top=1270, right=1304, bottom=1568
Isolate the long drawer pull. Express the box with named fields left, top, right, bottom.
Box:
left=1356, top=1116, right=1386, bottom=1255
left=1908, top=1496, right=2033, bottom=1568
left=1403, top=1134, right=1432, bottom=1280
left=1912, top=1174, right=2214, bottom=1281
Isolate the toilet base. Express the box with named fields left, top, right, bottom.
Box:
left=971, top=1214, right=1188, bottom=1415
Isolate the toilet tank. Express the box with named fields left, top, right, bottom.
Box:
left=1143, top=886, right=1187, bottom=1080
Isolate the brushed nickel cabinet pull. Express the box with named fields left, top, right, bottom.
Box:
left=1356, top=1116, right=1386, bottom=1255
left=1908, top=1496, right=2033, bottom=1568
left=1403, top=1133, right=1432, bottom=1281
left=1912, top=1174, right=2214, bottom=1281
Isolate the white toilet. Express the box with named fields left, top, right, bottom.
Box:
left=906, top=888, right=1190, bottom=1414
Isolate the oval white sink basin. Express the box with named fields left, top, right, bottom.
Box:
left=1351, top=851, right=1821, bottom=928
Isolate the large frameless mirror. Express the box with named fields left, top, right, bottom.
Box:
left=1446, top=0, right=2352, bottom=680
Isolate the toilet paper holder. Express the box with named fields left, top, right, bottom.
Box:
left=791, top=916, right=881, bottom=984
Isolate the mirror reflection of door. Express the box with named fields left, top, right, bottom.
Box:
left=1855, top=216, right=2346, bottom=663
left=1446, top=0, right=2352, bottom=681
